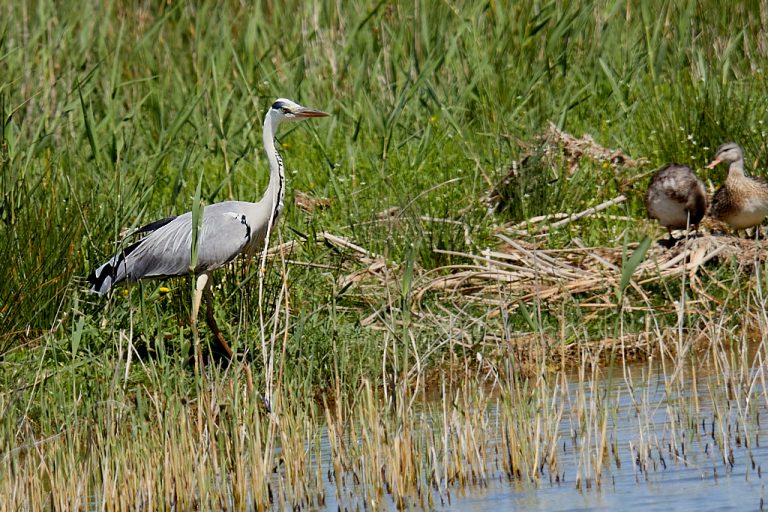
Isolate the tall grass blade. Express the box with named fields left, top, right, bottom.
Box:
left=618, top=236, right=651, bottom=301
left=190, top=167, right=204, bottom=272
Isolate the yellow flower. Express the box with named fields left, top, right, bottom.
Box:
left=121, top=289, right=129, bottom=298
left=159, top=286, right=170, bottom=295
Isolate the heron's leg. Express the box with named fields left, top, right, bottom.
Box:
left=204, top=286, right=234, bottom=358
left=191, top=273, right=209, bottom=368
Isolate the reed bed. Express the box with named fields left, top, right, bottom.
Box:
left=5, top=317, right=766, bottom=510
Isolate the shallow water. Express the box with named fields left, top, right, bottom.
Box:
left=319, top=363, right=768, bottom=511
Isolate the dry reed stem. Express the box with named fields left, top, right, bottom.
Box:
left=504, top=194, right=627, bottom=235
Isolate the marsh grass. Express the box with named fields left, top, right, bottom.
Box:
left=5, top=0, right=768, bottom=509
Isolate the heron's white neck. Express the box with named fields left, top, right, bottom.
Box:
left=262, top=112, right=285, bottom=226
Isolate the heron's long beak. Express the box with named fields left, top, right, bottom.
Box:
left=705, top=158, right=721, bottom=169
left=296, top=107, right=329, bottom=118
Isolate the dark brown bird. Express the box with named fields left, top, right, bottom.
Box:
left=645, top=163, right=707, bottom=245
left=706, top=142, right=768, bottom=231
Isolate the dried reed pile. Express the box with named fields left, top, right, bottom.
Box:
left=416, top=233, right=764, bottom=311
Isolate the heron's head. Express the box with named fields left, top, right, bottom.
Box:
left=269, top=98, right=328, bottom=124
left=706, top=142, right=744, bottom=169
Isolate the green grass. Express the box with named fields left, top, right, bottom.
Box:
left=4, top=0, right=768, bottom=507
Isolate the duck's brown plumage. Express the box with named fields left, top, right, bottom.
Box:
left=645, top=163, right=707, bottom=239
left=706, top=142, right=768, bottom=230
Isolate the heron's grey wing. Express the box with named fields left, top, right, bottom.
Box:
left=135, top=216, right=177, bottom=234
left=87, top=215, right=178, bottom=294
left=88, top=201, right=256, bottom=294
left=197, top=202, right=260, bottom=270
left=131, top=202, right=256, bottom=278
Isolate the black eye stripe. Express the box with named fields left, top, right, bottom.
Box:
left=271, top=100, right=295, bottom=115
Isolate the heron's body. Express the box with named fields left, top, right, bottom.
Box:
left=88, top=200, right=276, bottom=294
left=87, top=98, right=327, bottom=357
left=645, top=163, right=707, bottom=240
left=707, top=142, right=768, bottom=231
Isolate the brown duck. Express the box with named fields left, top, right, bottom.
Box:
left=645, top=163, right=707, bottom=244
left=706, top=142, right=768, bottom=231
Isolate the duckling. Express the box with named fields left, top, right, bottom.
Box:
left=706, top=142, right=768, bottom=232
left=645, top=163, right=707, bottom=245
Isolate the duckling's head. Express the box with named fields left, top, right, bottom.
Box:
left=706, top=142, right=744, bottom=169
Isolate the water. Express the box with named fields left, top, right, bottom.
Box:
left=317, top=363, right=768, bottom=511
left=449, top=448, right=766, bottom=511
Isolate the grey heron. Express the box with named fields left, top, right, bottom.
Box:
left=644, top=163, right=707, bottom=245
left=87, top=98, right=329, bottom=357
left=706, top=142, right=768, bottom=231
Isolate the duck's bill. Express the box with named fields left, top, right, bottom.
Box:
left=705, top=158, right=721, bottom=169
